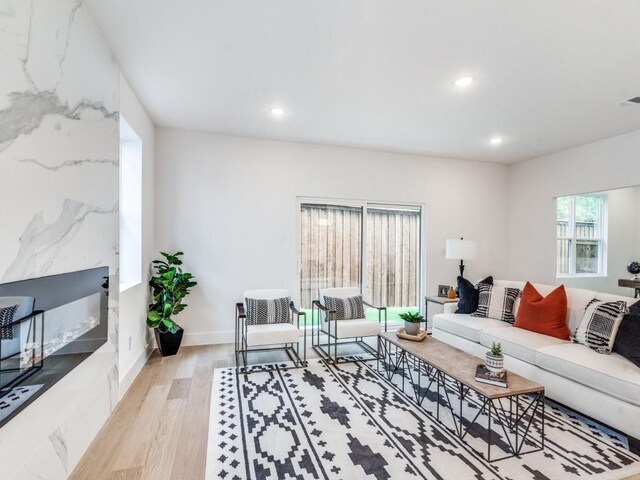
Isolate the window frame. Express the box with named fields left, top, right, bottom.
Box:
left=556, top=194, right=607, bottom=278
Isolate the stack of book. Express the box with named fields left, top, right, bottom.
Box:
left=475, top=364, right=508, bottom=388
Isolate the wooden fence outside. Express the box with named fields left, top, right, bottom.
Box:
left=556, top=221, right=598, bottom=274
left=299, top=204, right=419, bottom=309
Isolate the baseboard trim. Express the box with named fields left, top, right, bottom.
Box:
left=182, top=331, right=235, bottom=346
left=118, top=343, right=154, bottom=398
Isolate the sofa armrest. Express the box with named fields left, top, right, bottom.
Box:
left=443, top=302, right=458, bottom=314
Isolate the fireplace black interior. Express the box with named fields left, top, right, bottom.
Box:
left=0, top=267, right=108, bottom=427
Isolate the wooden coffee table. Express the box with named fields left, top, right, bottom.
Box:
left=377, top=331, right=545, bottom=462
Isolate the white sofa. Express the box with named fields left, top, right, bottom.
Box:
left=432, top=280, right=640, bottom=439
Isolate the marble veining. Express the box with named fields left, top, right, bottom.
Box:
left=3, top=198, right=118, bottom=281
left=49, top=426, right=68, bottom=474
left=0, top=91, right=118, bottom=151
left=17, top=157, right=118, bottom=170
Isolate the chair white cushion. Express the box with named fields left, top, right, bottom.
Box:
left=433, top=313, right=510, bottom=343
left=480, top=327, right=569, bottom=364
left=322, top=319, right=381, bottom=339
left=246, top=323, right=300, bottom=347
left=535, top=343, right=640, bottom=406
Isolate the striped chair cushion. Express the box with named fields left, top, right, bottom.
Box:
left=245, top=297, right=291, bottom=326
left=323, top=295, right=365, bottom=320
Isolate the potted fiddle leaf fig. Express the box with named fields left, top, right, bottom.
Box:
left=486, top=342, right=504, bottom=373
left=147, top=251, right=197, bottom=356
left=399, top=311, right=424, bottom=336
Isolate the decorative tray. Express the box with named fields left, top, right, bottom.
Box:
left=396, top=328, right=427, bottom=342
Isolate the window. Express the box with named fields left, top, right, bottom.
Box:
left=299, top=200, right=422, bottom=324
left=556, top=194, right=607, bottom=277
left=119, top=116, right=142, bottom=291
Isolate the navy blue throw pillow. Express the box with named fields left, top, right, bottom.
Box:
left=613, top=300, right=640, bottom=367
left=455, top=276, right=493, bottom=314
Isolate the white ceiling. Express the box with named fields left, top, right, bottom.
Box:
left=85, top=0, right=640, bottom=163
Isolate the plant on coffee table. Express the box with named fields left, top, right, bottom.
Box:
left=486, top=341, right=504, bottom=373
left=399, top=311, right=424, bottom=336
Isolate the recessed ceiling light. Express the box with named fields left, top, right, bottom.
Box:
left=489, top=136, right=504, bottom=145
left=270, top=107, right=285, bottom=117
left=454, top=76, right=475, bottom=88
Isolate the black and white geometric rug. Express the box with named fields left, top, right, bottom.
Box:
left=206, top=360, right=640, bottom=480
left=0, top=384, right=43, bottom=422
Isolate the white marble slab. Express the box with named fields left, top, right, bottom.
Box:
left=0, top=0, right=121, bottom=477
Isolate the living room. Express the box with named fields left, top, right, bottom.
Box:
left=0, top=1, right=639, bottom=479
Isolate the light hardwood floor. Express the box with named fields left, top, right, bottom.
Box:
left=70, top=344, right=640, bottom=480
left=70, top=344, right=318, bottom=480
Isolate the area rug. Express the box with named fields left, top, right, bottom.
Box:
left=0, top=384, right=43, bottom=422
left=206, top=360, right=640, bottom=480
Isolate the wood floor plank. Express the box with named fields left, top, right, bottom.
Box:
left=167, top=378, right=192, bottom=400
left=105, top=467, right=143, bottom=480
left=139, top=397, right=186, bottom=480
left=110, top=384, right=172, bottom=471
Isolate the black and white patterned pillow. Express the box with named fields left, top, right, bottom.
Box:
left=0, top=304, right=18, bottom=340
left=574, top=298, right=629, bottom=354
left=471, top=284, right=520, bottom=324
left=245, top=297, right=291, bottom=326
left=323, top=295, right=366, bottom=320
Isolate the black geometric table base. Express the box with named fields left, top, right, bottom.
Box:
left=377, top=335, right=545, bottom=462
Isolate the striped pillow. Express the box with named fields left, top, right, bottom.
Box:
left=323, top=295, right=365, bottom=320
left=471, top=284, right=520, bottom=324
left=245, top=297, right=291, bottom=326
left=574, top=299, right=629, bottom=354
left=0, top=304, right=18, bottom=340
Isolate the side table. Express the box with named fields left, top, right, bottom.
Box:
left=425, top=296, right=458, bottom=332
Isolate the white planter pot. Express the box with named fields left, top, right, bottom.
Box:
left=485, top=352, right=504, bottom=373
left=404, top=321, right=421, bottom=336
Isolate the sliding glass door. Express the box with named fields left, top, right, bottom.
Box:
left=299, top=200, right=422, bottom=323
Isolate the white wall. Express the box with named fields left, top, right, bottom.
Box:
left=507, top=129, right=640, bottom=293
left=155, top=129, right=510, bottom=344
left=118, top=75, right=155, bottom=394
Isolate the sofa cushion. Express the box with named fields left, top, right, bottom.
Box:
left=515, top=282, right=569, bottom=340
left=614, top=300, right=640, bottom=367
left=472, top=284, right=521, bottom=323
left=455, top=276, right=493, bottom=314
left=535, top=343, right=640, bottom=406
left=480, top=326, right=569, bottom=364
left=433, top=313, right=510, bottom=343
left=574, top=299, right=629, bottom=354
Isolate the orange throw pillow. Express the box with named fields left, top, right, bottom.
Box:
left=514, top=282, right=569, bottom=340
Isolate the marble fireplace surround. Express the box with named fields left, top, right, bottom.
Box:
left=0, top=1, right=121, bottom=478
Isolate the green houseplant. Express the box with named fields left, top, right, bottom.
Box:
left=399, top=311, right=424, bottom=336
left=147, top=251, right=197, bottom=356
left=485, top=341, right=504, bottom=373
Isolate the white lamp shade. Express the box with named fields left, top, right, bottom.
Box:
left=446, top=239, right=477, bottom=260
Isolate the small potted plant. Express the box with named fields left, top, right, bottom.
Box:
left=486, top=342, right=504, bottom=373
left=399, top=311, right=424, bottom=336
left=147, top=251, right=197, bottom=357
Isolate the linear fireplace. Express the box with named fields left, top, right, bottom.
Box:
left=0, top=267, right=109, bottom=427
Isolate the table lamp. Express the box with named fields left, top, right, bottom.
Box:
left=446, top=238, right=477, bottom=278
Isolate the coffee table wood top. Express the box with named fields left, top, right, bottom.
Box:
left=379, top=331, right=544, bottom=400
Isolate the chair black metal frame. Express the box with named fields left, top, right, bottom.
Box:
left=235, top=300, right=307, bottom=374
left=311, top=299, right=387, bottom=364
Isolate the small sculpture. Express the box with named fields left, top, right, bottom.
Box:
left=627, top=261, right=640, bottom=280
